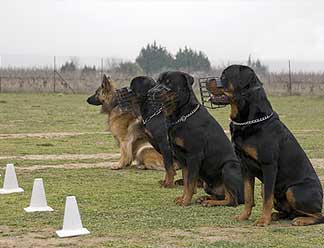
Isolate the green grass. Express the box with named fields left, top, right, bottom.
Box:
left=0, top=93, right=324, bottom=247
left=0, top=133, right=118, bottom=156
left=0, top=93, right=105, bottom=134
left=1, top=168, right=324, bottom=247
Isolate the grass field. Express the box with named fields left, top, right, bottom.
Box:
left=0, top=93, right=324, bottom=248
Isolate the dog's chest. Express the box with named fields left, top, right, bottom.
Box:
left=233, top=134, right=262, bottom=174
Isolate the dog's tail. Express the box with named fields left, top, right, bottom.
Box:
left=135, top=142, right=164, bottom=170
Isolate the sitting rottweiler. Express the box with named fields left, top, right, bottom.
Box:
left=128, top=76, right=177, bottom=187
left=207, top=64, right=324, bottom=226
left=150, top=71, right=244, bottom=206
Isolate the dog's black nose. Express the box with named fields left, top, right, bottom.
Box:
left=86, top=95, right=102, bottom=106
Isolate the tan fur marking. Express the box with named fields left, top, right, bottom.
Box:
left=235, top=177, right=255, bottom=221
left=175, top=137, right=185, bottom=147
left=206, top=80, right=220, bottom=95
left=230, top=102, right=239, bottom=119
left=243, top=145, right=258, bottom=160
left=286, top=189, right=296, bottom=208
left=201, top=189, right=233, bottom=206
left=255, top=193, right=273, bottom=226
left=292, top=216, right=319, bottom=226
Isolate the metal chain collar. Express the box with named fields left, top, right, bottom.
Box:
left=170, top=104, right=201, bottom=126
left=142, top=107, right=163, bottom=125
left=230, top=112, right=274, bottom=126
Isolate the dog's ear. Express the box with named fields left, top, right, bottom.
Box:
left=157, top=72, right=169, bottom=84
left=238, top=65, right=257, bottom=89
left=182, top=72, right=194, bottom=86
left=102, top=74, right=112, bottom=91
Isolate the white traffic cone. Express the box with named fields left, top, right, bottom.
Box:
left=56, top=196, right=90, bottom=238
left=24, top=178, right=53, bottom=212
left=0, top=164, right=24, bottom=194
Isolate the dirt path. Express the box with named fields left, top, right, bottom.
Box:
left=0, top=129, right=322, bottom=140
left=311, top=159, right=324, bottom=169
left=0, top=131, right=110, bottom=139
left=16, top=161, right=119, bottom=171
left=0, top=153, right=120, bottom=161
left=0, top=226, right=117, bottom=248
left=0, top=158, right=324, bottom=171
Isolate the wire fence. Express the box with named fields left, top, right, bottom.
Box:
left=0, top=55, right=324, bottom=95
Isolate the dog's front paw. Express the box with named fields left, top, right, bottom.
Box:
left=175, top=196, right=184, bottom=204
left=159, top=180, right=175, bottom=188
left=234, top=212, right=250, bottom=222
left=110, top=164, right=123, bottom=170
left=254, top=216, right=271, bottom=227
left=175, top=196, right=191, bottom=206
left=201, top=200, right=215, bottom=207
left=196, top=196, right=210, bottom=204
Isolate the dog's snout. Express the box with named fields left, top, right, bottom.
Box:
left=86, top=95, right=102, bottom=106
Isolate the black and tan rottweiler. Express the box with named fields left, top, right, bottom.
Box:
left=150, top=71, right=244, bottom=206
left=207, top=64, right=324, bottom=226
left=126, top=76, right=177, bottom=187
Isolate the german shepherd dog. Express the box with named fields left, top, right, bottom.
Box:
left=118, top=76, right=177, bottom=187
left=87, top=75, right=164, bottom=170
left=207, top=65, right=324, bottom=226
left=150, top=71, right=244, bottom=206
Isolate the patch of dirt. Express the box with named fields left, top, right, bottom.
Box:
left=0, top=227, right=117, bottom=248
left=0, top=131, right=110, bottom=139
left=311, top=159, right=324, bottom=169
left=16, top=161, right=118, bottom=171
left=152, top=226, right=255, bottom=247
left=0, top=153, right=120, bottom=161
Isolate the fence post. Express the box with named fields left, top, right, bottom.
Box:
left=54, top=56, right=56, bottom=93
left=288, top=60, right=292, bottom=96
left=101, top=58, right=103, bottom=80
left=0, top=76, right=2, bottom=93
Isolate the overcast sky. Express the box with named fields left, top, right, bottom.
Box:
left=0, top=0, right=323, bottom=71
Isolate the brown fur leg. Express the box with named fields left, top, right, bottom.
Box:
left=180, top=178, right=197, bottom=206
left=176, top=167, right=194, bottom=206
left=201, top=189, right=233, bottom=207
left=235, top=177, right=255, bottom=221
left=160, top=167, right=176, bottom=188
left=175, top=167, right=188, bottom=204
left=255, top=194, right=273, bottom=226
left=112, top=140, right=131, bottom=170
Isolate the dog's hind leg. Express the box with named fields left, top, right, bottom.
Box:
left=285, top=184, right=324, bottom=226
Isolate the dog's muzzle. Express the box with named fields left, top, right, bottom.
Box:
left=198, top=77, right=229, bottom=108
left=147, top=84, right=177, bottom=110
left=87, top=95, right=102, bottom=106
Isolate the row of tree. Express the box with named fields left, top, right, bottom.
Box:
left=136, top=41, right=211, bottom=75
left=59, top=42, right=211, bottom=75
left=59, top=42, right=268, bottom=76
